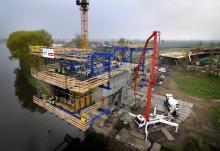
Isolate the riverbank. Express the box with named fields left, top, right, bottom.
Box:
left=0, top=43, right=84, bottom=151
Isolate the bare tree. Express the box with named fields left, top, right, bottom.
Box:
left=207, top=43, right=214, bottom=75
left=191, top=42, right=203, bottom=72
left=64, top=33, right=81, bottom=48
left=217, top=54, right=220, bottom=76
left=117, top=38, right=127, bottom=46
left=217, top=42, right=220, bottom=75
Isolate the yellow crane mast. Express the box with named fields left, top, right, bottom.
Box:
left=76, top=0, right=89, bottom=49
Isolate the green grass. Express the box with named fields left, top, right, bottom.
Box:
left=173, top=70, right=220, bottom=99
left=210, top=105, right=220, bottom=127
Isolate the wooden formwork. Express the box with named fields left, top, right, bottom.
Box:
left=31, top=65, right=125, bottom=93
left=67, top=70, right=124, bottom=93
left=39, top=63, right=60, bottom=71
left=80, top=98, right=109, bottom=119
left=33, top=96, right=90, bottom=131
left=33, top=96, right=109, bottom=131
left=32, top=63, right=60, bottom=73
left=32, top=68, right=110, bottom=93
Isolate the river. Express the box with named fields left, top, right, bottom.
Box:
left=0, top=43, right=84, bottom=151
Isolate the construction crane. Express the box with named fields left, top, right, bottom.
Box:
left=76, top=0, right=89, bottom=49
left=132, top=31, right=179, bottom=140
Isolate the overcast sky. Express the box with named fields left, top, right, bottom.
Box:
left=0, top=0, right=220, bottom=40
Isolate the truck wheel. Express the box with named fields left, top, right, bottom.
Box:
left=164, top=100, right=168, bottom=106
left=164, top=100, right=166, bottom=105
left=172, top=111, right=177, bottom=116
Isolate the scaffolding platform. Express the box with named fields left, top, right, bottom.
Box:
left=30, top=46, right=91, bottom=62
left=32, top=68, right=68, bottom=89
left=33, top=96, right=109, bottom=131
left=31, top=67, right=124, bottom=93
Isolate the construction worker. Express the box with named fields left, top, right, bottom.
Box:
left=57, top=68, right=61, bottom=73
left=81, top=117, right=86, bottom=123
left=112, top=60, right=117, bottom=65
left=54, top=96, right=58, bottom=101
left=62, top=67, right=65, bottom=74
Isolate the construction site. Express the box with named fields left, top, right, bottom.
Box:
left=27, top=1, right=220, bottom=151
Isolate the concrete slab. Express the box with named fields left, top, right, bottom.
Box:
left=150, top=142, right=161, bottom=151
left=116, top=128, right=151, bottom=151
left=130, top=130, right=145, bottom=140
left=160, top=127, right=175, bottom=141
left=91, top=110, right=108, bottom=120
left=135, top=92, right=193, bottom=124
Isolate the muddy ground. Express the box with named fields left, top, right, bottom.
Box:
left=91, top=71, right=220, bottom=151
left=155, top=74, right=220, bottom=150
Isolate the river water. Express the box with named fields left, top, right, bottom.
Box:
left=0, top=43, right=84, bottom=151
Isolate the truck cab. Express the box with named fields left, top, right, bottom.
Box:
left=164, top=94, right=180, bottom=114
left=135, top=114, right=146, bottom=128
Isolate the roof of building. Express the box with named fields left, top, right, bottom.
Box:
left=159, top=48, right=188, bottom=59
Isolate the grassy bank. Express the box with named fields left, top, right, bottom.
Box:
left=173, top=70, right=220, bottom=99
left=210, top=105, right=220, bottom=127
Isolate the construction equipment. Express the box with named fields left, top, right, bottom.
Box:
left=159, top=67, right=166, bottom=73
left=164, top=93, right=180, bottom=115
left=76, top=0, right=89, bottom=49
left=133, top=31, right=159, bottom=97
left=132, top=31, right=179, bottom=140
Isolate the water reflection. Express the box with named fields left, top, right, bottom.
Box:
left=13, top=68, right=112, bottom=151
left=53, top=131, right=110, bottom=151
left=14, top=68, right=45, bottom=113
left=0, top=43, right=84, bottom=151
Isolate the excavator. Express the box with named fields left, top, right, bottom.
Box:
left=132, top=31, right=179, bottom=140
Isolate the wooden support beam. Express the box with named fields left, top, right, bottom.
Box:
left=80, top=98, right=109, bottom=119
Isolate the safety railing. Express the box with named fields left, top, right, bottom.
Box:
left=67, top=72, right=109, bottom=93
left=33, top=96, right=90, bottom=131
left=80, top=97, right=108, bottom=119
left=31, top=68, right=68, bottom=89
left=30, top=46, right=91, bottom=62
left=31, top=63, right=125, bottom=93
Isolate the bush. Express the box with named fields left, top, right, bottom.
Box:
left=183, top=135, right=202, bottom=151
left=7, top=30, right=53, bottom=89
left=7, top=30, right=53, bottom=64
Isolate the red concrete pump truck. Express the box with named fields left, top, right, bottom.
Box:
left=132, top=31, right=179, bottom=140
